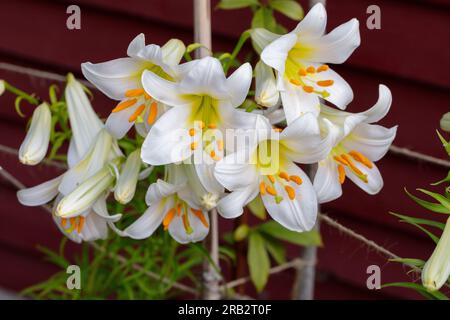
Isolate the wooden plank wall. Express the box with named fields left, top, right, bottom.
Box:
left=0, top=0, right=449, bottom=299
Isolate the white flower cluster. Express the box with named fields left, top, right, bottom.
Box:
left=17, top=4, right=396, bottom=243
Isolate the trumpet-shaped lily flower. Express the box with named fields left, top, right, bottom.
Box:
left=313, top=85, right=397, bottom=203
left=19, top=102, right=51, bottom=165
left=422, top=217, right=450, bottom=291
left=260, top=3, right=360, bottom=123
left=114, top=148, right=143, bottom=204
left=81, top=34, right=186, bottom=138
left=214, top=114, right=332, bottom=232
left=111, top=164, right=210, bottom=244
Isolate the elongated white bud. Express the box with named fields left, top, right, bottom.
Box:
left=255, top=61, right=279, bottom=108
left=114, top=148, right=142, bottom=204
left=19, top=103, right=51, bottom=165
left=422, top=217, right=450, bottom=291
left=0, top=80, right=5, bottom=96
left=440, top=112, right=450, bottom=132
left=56, top=159, right=122, bottom=218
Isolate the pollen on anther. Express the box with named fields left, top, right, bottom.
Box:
left=290, top=175, right=302, bottom=185
left=303, top=85, right=314, bottom=93
left=306, top=66, right=316, bottom=73
left=208, top=123, right=217, bottom=129
left=260, top=182, right=266, bottom=195
left=147, top=102, right=158, bottom=125
left=338, top=164, right=346, bottom=184
left=77, top=216, right=85, bottom=233
left=112, top=98, right=137, bottom=113
left=290, top=79, right=301, bottom=86
left=317, top=65, right=329, bottom=72
left=317, top=80, right=334, bottom=87
left=190, top=142, right=198, bottom=150
left=268, top=175, right=275, bottom=183
left=285, top=185, right=296, bottom=200
left=125, top=88, right=145, bottom=97
left=279, top=171, right=289, bottom=181
left=266, top=186, right=277, bottom=196
left=298, top=68, right=307, bottom=76
left=189, top=128, right=196, bottom=136
left=128, top=104, right=146, bottom=122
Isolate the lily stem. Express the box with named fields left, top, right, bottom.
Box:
left=4, top=81, right=40, bottom=105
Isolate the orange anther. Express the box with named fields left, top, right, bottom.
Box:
left=260, top=181, right=266, bottom=195
left=163, top=208, right=177, bottom=230
left=208, top=123, right=217, bottom=129
left=338, top=164, right=346, bottom=184
left=268, top=175, right=275, bottom=183
left=290, top=79, right=301, bottom=86
left=317, top=80, right=334, bottom=87
left=303, top=85, right=314, bottom=93
left=290, top=175, right=302, bottom=185
left=306, top=66, right=316, bottom=73
left=112, top=99, right=137, bottom=113
left=77, top=216, right=85, bottom=233
left=285, top=185, right=296, bottom=200
left=125, top=88, right=144, bottom=97
left=128, top=104, right=146, bottom=122
left=147, top=102, right=158, bottom=125
left=317, top=65, right=329, bottom=72
left=349, top=150, right=373, bottom=169
left=266, top=186, right=277, bottom=196
left=298, top=68, right=307, bottom=76
left=61, top=218, right=67, bottom=228
left=341, top=154, right=364, bottom=176
left=217, top=139, right=224, bottom=151
left=189, top=128, right=196, bottom=136
left=190, top=142, right=198, bottom=150
left=278, top=171, right=289, bottom=181
left=144, top=93, right=152, bottom=100
left=191, top=208, right=209, bottom=228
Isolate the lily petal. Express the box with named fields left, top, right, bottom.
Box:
left=215, top=154, right=259, bottom=191
left=313, top=157, right=342, bottom=203
left=225, top=62, right=253, bottom=107
left=141, top=70, right=187, bottom=107
left=280, top=80, right=321, bottom=124
left=17, top=174, right=63, bottom=206
left=105, top=102, right=139, bottom=139
left=251, top=28, right=281, bottom=54
left=346, top=160, right=383, bottom=195
left=168, top=209, right=209, bottom=244
left=217, top=185, right=259, bottom=219
left=127, top=33, right=146, bottom=57
left=360, top=85, right=392, bottom=123
left=161, top=39, right=186, bottom=66
left=292, top=3, right=327, bottom=38
left=261, top=33, right=297, bottom=75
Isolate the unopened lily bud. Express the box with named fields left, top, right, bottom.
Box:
left=0, top=80, right=5, bottom=96
left=56, top=159, right=122, bottom=218
left=19, top=103, right=51, bottom=165
left=440, top=112, right=450, bottom=132
left=422, top=217, right=450, bottom=291
left=255, top=61, right=279, bottom=108
left=114, top=148, right=141, bottom=204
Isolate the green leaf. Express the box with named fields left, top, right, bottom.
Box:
left=389, top=258, right=426, bottom=268
left=248, top=231, right=270, bottom=292
left=252, top=7, right=277, bottom=33
left=270, top=0, right=304, bottom=20
left=234, top=224, right=250, bottom=241
left=390, top=212, right=446, bottom=231
left=247, top=195, right=267, bottom=219
left=405, top=188, right=450, bottom=214
left=218, top=0, right=259, bottom=9
left=417, top=188, right=450, bottom=212
left=263, top=236, right=286, bottom=264
left=390, top=212, right=440, bottom=244
left=431, top=171, right=450, bottom=186
left=436, top=130, right=450, bottom=156
left=382, top=282, right=449, bottom=300
left=258, top=221, right=322, bottom=246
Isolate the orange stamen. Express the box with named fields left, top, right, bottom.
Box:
left=303, top=85, right=314, bottom=93
left=298, top=68, right=307, bottom=76
left=285, top=185, right=296, bottom=200
left=61, top=218, right=67, bottom=228
left=177, top=204, right=182, bottom=216
left=338, top=164, right=346, bottom=184
left=163, top=208, right=177, bottom=230
left=77, top=216, right=85, bottom=233
left=147, top=102, right=158, bottom=125
left=290, top=175, right=302, bottom=185
left=267, top=175, right=275, bottom=183
left=70, top=217, right=77, bottom=229
left=208, top=123, right=217, bottom=129
left=190, top=142, right=198, bottom=150
left=260, top=181, right=266, bottom=195
left=333, top=155, right=349, bottom=166
left=210, top=150, right=216, bottom=158
left=217, top=139, right=224, bottom=151
left=125, top=88, right=144, bottom=97
left=317, top=65, right=329, bottom=72
left=144, top=93, right=152, bottom=100
left=290, top=79, right=301, bottom=86
left=128, top=104, right=146, bottom=122
left=278, top=171, right=289, bottom=181
left=189, top=128, right=196, bottom=136
left=341, top=154, right=364, bottom=175
left=306, top=66, right=316, bottom=73
left=349, top=150, right=373, bottom=169
left=266, top=186, right=277, bottom=196
left=317, top=80, right=334, bottom=87
left=112, top=99, right=137, bottom=113
left=191, top=209, right=209, bottom=228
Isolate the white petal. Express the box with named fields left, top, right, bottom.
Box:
left=280, top=80, right=320, bottom=124
left=168, top=209, right=209, bottom=244
left=161, top=39, right=186, bottom=66
left=114, top=148, right=141, bottom=204
left=255, top=60, right=279, bottom=108
left=215, top=154, right=258, bottom=190
left=80, top=213, right=108, bottom=241
left=145, top=179, right=182, bottom=206
left=281, top=114, right=333, bottom=163
left=292, top=3, right=326, bottom=38
left=105, top=102, right=138, bottom=139
left=313, top=157, right=342, bottom=203
left=307, top=19, right=360, bottom=64
left=226, top=62, right=252, bottom=107
left=346, top=161, right=383, bottom=195
left=342, top=123, right=397, bottom=162
left=81, top=59, right=144, bottom=100
left=92, top=197, right=122, bottom=222
left=179, top=57, right=229, bottom=99
left=251, top=28, right=281, bottom=54
left=320, top=105, right=367, bottom=137
left=314, top=67, right=353, bottom=109
left=17, top=174, right=63, bottom=206
left=141, top=70, right=187, bottom=107
left=360, top=84, right=392, bottom=123
left=141, top=106, right=192, bottom=165
left=219, top=101, right=260, bottom=130
left=67, top=138, right=80, bottom=168
left=262, top=162, right=318, bottom=232
left=127, top=33, right=146, bottom=57
left=261, top=33, right=297, bottom=74
left=195, top=163, right=224, bottom=195
left=217, top=185, right=259, bottom=219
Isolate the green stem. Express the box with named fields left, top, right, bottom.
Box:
left=223, top=30, right=252, bottom=74
left=4, top=81, right=40, bottom=105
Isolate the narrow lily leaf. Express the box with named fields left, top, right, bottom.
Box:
left=416, top=188, right=450, bottom=212
left=389, top=258, right=426, bottom=268
left=258, top=221, right=322, bottom=246
left=252, top=7, right=277, bottom=33
left=382, top=282, right=449, bottom=300
left=263, top=235, right=286, bottom=265
left=248, top=231, right=270, bottom=292
left=219, top=246, right=236, bottom=264
left=431, top=171, right=450, bottom=186
left=436, top=130, right=450, bottom=156
left=405, top=188, right=450, bottom=214
left=390, top=212, right=446, bottom=231
left=396, top=219, right=440, bottom=244
left=270, top=0, right=304, bottom=20
left=217, top=0, right=259, bottom=9
left=247, top=195, right=267, bottom=220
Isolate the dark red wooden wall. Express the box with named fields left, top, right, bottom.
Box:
left=0, top=0, right=449, bottom=299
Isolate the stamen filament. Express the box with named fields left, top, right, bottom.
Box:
left=338, top=164, right=346, bottom=184
left=125, top=88, right=144, bottom=97
left=191, top=208, right=209, bottom=228
left=147, top=102, right=158, bottom=125
left=128, top=104, right=146, bottom=122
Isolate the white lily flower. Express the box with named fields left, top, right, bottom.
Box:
left=255, top=60, right=279, bottom=108
left=65, top=73, right=104, bottom=167
left=214, top=114, right=332, bottom=232
left=422, top=217, right=450, bottom=291
left=114, top=148, right=143, bottom=204
left=111, top=164, right=210, bottom=244
left=81, top=34, right=186, bottom=138
left=260, top=3, right=360, bottom=124
left=18, top=103, right=51, bottom=165
left=313, top=85, right=397, bottom=203
left=56, top=159, right=121, bottom=218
